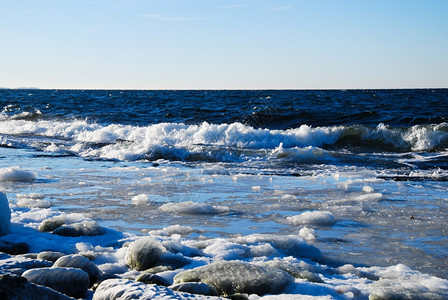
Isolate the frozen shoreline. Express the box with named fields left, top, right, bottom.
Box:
left=2, top=186, right=448, bottom=299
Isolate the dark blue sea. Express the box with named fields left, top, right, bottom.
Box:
left=0, top=89, right=447, bottom=298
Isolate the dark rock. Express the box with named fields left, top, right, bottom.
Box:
left=136, top=272, right=170, bottom=286
left=158, top=251, right=191, bottom=269
left=170, top=282, right=219, bottom=296
left=144, top=265, right=173, bottom=274
left=0, top=274, right=74, bottom=300
left=0, top=240, right=29, bottom=255
left=227, top=294, right=250, bottom=300
left=52, top=220, right=105, bottom=237
left=22, top=267, right=89, bottom=298
left=92, top=273, right=121, bottom=291
left=39, top=216, right=66, bottom=232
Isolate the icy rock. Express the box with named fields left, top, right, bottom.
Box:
left=93, top=278, right=219, bottom=300
left=22, top=267, right=89, bottom=298
left=125, top=237, right=167, bottom=271
left=37, top=251, right=66, bottom=262
left=173, top=261, right=294, bottom=296
left=0, top=240, right=29, bottom=255
left=257, top=260, right=323, bottom=283
left=53, top=220, right=105, bottom=236
left=0, top=256, right=52, bottom=276
left=170, top=282, right=219, bottom=296
left=39, top=216, right=66, bottom=232
left=0, top=192, right=11, bottom=235
left=136, top=272, right=171, bottom=286
left=0, top=274, right=74, bottom=300
left=159, top=201, right=229, bottom=215
left=145, top=265, right=173, bottom=274
left=53, top=254, right=102, bottom=285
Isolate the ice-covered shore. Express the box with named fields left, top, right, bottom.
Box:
left=1, top=192, right=448, bottom=300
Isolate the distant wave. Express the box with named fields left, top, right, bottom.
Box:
left=0, top=119, right=447, bottom=164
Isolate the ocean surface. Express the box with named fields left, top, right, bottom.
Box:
left=1, top=89, right=447, bottom=298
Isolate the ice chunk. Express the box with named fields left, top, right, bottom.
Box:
left=281, top=194, right=298, bottom=201
left=174, top=261, right=294, bottom=296
left=252, top=185, right=261, bottom=192
left=159, top=201, right=229, bottom=215
left=204, top=241, right=251, bottom=260
left=353, top=193, right=382, bottom=202
left=370, top=264, right=448, bottom=299
left=16, top=193, right=51, bottom=208
left=0, top=166, right=36, bottom=182
left=149, top=224, right=197, bottom=236
left=286, top=211, right=335, bottom=225
left=362, top=185, right=374, bottom=193
left=0, top=192, right=11, bottom=235
left=234, top=234, right=322, bottom=261
left=299, top=226, right=316, bottom=241
left=131, top=193, right=149, bottom=205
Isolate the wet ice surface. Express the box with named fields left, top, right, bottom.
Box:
left=1, top=147, right=447, bottom=281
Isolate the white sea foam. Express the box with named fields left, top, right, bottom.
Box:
left=1, top=119, right=447, bottom=163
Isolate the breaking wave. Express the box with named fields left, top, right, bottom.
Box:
left=0, top=118, right=447, bottom=164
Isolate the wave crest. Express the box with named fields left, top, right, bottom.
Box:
left=0, top=120, right=447, bottom=164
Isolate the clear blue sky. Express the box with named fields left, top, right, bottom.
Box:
left=1, top=0, right=447, bottom=89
